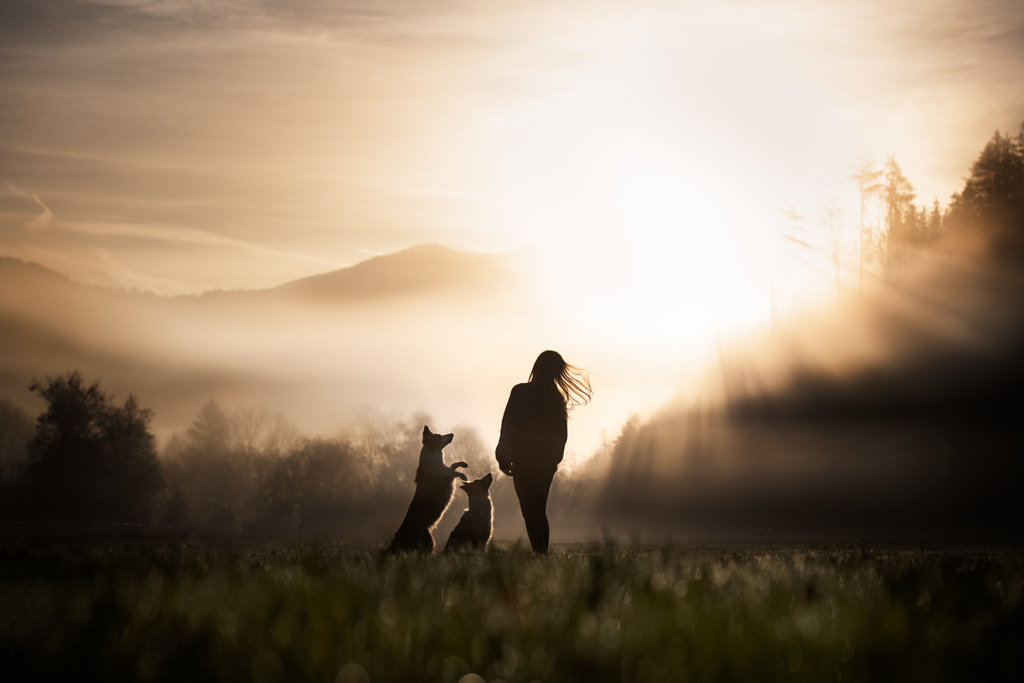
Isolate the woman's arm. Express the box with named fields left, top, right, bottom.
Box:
left=495, top=384, right=525, bottom=475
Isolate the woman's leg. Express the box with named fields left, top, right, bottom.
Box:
left=513, top=466, right=556, bottom=553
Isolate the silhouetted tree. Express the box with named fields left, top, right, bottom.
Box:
left=879, top=155, right=918, bottom=279
left=23, top=372, right=163, bottom=524
left=928, top=199, right=943, bottom=238
left=947, top=125, right=1024, bottom=259
left=100, top=394, right=164, bottom=521
left=602, top=414, right=656, bottom=512
left=0, top=399, right=33, bottom=518
left=187, top=398, right=232, bottom=455
left=0, top=399, right=32, bottom=487
left=163, top=399, right=252, bottom=532
left=161, top=399, right=300, bottom=533
left=258, top=437, right=368, bottom=535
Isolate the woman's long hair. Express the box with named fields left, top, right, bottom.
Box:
left=529, top=350, right=592, bottom=415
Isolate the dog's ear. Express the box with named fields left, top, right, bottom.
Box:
left=423, top=425, right=430, bottom=437
left=482, top=472, right=493, bottom=486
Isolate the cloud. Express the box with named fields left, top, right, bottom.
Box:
left=2, top=181, right=53, bottom=230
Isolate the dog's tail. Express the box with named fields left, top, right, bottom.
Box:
left=449, top=461, right=469, bottom=481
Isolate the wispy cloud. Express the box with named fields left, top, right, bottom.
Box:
left=2, top=180, right=53, bottom=230
left=68, top=218, right=344, bottom=271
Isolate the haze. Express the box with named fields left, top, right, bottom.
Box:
left=1, top=0, right=1024, bottom=541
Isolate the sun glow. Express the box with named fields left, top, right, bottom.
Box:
left=493, top=80, right=778, bottom=356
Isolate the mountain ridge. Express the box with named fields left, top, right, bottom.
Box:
left=0, top=255, right=73, bottom=287
left=0, top=244, right=530, bottom=302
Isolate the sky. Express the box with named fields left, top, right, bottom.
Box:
left=1, top=0, right=1023, bottom=302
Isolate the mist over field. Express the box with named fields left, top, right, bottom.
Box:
left=3, top=158, right=1024, bottom=544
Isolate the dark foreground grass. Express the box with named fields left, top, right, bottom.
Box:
left=1, top=542, right=1022, bottom=682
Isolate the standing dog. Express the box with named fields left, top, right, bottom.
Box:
left=387, top=426, right=468, bottom=553
left=444, top=473, right=494, bottom=553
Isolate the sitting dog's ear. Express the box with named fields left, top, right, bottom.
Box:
left=423, top=425, right=430, bottom=437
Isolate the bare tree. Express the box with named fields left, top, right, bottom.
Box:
left=849, top=151, right=883, bottom=287
left=818, top=198, right=849, bottom=296
left=231, top=405, right=300, bottom=457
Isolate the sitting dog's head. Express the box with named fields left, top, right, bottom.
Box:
left=460, top=472, right=493, bottom=497
left=422, top=425, right=454, bottom=450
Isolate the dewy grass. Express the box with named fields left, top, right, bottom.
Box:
left=1, top=542, right=1022, bottom=682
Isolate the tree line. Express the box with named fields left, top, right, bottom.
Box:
left=779, top=121, right=1024, bottom=308
left=0, top=372, right=493, bottom=540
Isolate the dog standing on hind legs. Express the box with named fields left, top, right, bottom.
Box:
left=444, top=473, right=494, bottom=553
left=387, top=426, right=468, bottom=553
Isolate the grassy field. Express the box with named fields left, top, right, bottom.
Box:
left=1, top=541, right=1022, bottom=682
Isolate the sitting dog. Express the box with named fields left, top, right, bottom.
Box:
left=387, top=426, right=468, bottom=553
left=444, top=473, right=494, bottom=553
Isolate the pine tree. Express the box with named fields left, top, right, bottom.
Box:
left=947, top=126, right=1024, bottom=259
left=186, top=399, right=232, bottom=455
left=880, top=155, right=917, bottom=279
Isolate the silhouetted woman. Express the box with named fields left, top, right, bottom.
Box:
left=496, top=350, right=592, bottom=553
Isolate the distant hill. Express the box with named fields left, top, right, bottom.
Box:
left=267, top=244, right=529, bottom=303
left=190, top=244, right=533, bottom=307
left=0, top=256, right=86, bottom=308
left=0, top=256, right=72, bottom=287
left=0, top=245, right=547, bottom=436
